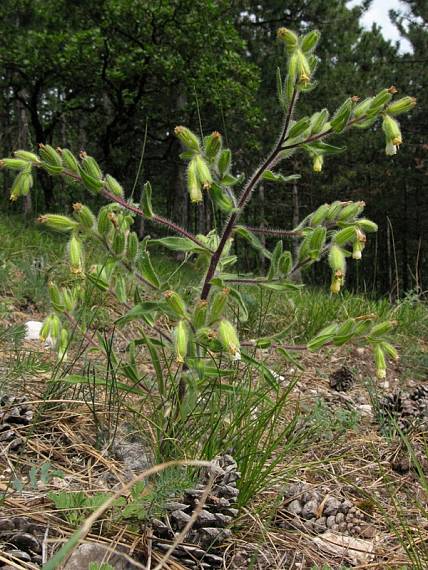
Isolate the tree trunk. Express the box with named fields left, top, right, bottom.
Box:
left=16, top=94, right=32, bottom=216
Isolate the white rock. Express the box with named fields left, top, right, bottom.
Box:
left=313, top=531, right=375, bottom=565
left=24, top=320, right=53, bottom=347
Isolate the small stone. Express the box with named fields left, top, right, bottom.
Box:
left=335, top=512, right=345, bottom=524
left=11, top=532, right=41, bottom=553
left=286, top=499, right=302, bottom=516
left=5, top=550, right=32, bottom=562
left=326, top=515, right=336, bottom=528
left=338, top=522, right=347, bottom=532
left=301, top=499, right=318, bottom=519
left=360, top=525, right=376, bottom=538
left=323, top=496, right=342, bottom=517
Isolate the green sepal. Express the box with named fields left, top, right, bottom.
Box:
left=141, top=181, right=154, bottom=218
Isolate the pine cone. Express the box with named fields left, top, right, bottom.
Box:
left=152, top=454, right=240, bottom=568
left=0, top=516, right=45, bottom=568
left=378, top=386, right=428, bottom=432
left=0, top=395, right=33, bottom=450
left=329, top=367, right=355, bottom=392
left=277, top=482, right=372, bottom=537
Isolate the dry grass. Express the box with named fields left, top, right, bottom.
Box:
left=1, top=309, right=427, bottom=570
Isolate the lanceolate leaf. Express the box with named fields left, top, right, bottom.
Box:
left=228, top=287, right=249, bottom=322
left=262, top=171, right=301, bottom=184
left=150, top=237, right=205, bottom=253
left=234, top=226, right=272, bottom=259
left=115, top=302, right=162, bottom=326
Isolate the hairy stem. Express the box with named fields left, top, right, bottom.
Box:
left=200, top=88, right=300, bottom=300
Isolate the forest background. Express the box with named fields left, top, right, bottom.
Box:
left=0, top=0, right=426, bottom=297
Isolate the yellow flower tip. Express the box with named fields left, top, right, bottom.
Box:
left=330, top=281, right=341, bottom=294
left=277, top=27, right=288, bottom=39
left=9, top=194, right=18, bottom=202
left=351, top=95, right=360, bottom=103
left=352, top=250, right=362, bottom=260
left=202, top=181, right=212, bottom=190
left=211, top=131, right=221, bottom=139
left=376, top=368, right=386, bottom=379
left=388, top=85, right=398, bottom=94
left=392, top=136, right=402, bottom=146
left=79, top=150, right=88, bottom=159
left=37, top=215, right=47, bottom=223
left=72, top=202, right=83, bottom=212
left=174, top=126, right=184, bottom=135
left=300, top=72, right=311, bottom=85
left=176, top=356, right=184, bottom=364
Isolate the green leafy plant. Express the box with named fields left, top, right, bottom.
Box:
left=0, top=29, right=416, bottom=466
left=48, top=490, right=125, bottom=527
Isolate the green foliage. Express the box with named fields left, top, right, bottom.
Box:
left=1, top=27, right=418, bottom=510
left=48, top=490, right=125, bottom=527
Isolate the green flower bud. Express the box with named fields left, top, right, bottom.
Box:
left=312, top=154, right=323, bottom=172
left=164, top=290, right=188, bottom=318
left=62, top=287, right=76, bottom=312
left=310, top=203, right=330, bottom=226
left=60, top=149, right=80, bottom=174
left=330, top=270, right=345, bottom=294
left=369, top=87, right=395, bottom=111
left=300, top=30, right=320, bottom=53
left=194, top=155, right=213, bottom=189
left=68, top=234, right=84, bottom=274
left=127, top=232, right=139, bottom=262
left=357, top=219, right=378, bottom=233
left=337, top=201, right=365, bottom=221
left=14, top=150, right=40, bottom=163
left=80, top=152, right=102, bottom=179
left=277, top=27, right=299, bottom=52
left=38, top=214, right=79, bottom=232
left=310, top=109, right=329, bottom=134
left=49, top=314, right=61, bottom=343
left=187, top=159, right=203, bottom=203
left=353, top=97, right=373, bottom=118
left=204, top=131, right=222, bottom=160
left=330, top=98, right=353, bottom=133
left=387, top=96, right=416, bottom=116
left=334, top=226, right=356, bottom=246
left=192, top=300, right=208, bottom=329
left=296, top=50, right=311, bottom=85
left=112, top=230, right=126, bottom=256
left=39, top=144, right=62, bottom=167
left=10, top=171, right=33, bottom=200
left=382, top=114, right=402, bottom=147
left=309, top=226, right=326, bottom=259
left=174, top=320, right=189, bottom=364
left=381, top=341, right=399, bottom=361
left=373, top=344, right=386, bottom=379
left=0, top=158, right=30, bottom=170
left=326, top=201, right=343, bottom=221
left=48, top=282, right=64, bottom=312
left=39, top=315, right=53, bottom=342
left=329, top=244, right=346, bottom=273
left=209, top=288, right=230, bottom=323
left=218, top=319, right=240, bottom=358
left=105, top=174, right=124, bottom=197
left=72, top=203, right=95, bottom=229
left=97, top=208, right=112, bottom=236
left=369, top=321, right=395, bottom=337
left=174, top=126, right=200, bottom=152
